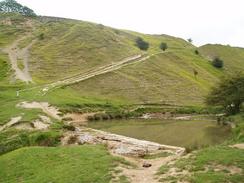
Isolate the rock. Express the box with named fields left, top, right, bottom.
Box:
left=142, top=162, right=152, bottom=168
left=78, top=133, right=96, bottom=144
left=112, top=144, right=147, bottom=157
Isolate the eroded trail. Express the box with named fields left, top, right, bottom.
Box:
left=40, top=54, right=147, bottom=94
left=114, top=155, right=182, bottom=183
left=41, top=52, right=166, bottom=94
left=3, top=35, right=35, bottom=83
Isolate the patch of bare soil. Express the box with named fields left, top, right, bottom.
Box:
left=230, top=143, right=244, bottom=150
left=117, top=155, right=183, bottom=183
left=210, top=164, right=242, bottom=175
left=3, top=34, right=36, bottom=83
left=17, top=101, right=61, bottom=120
left=0, top=116, right=22, bottom=131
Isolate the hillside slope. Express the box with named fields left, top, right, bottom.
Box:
left=1, top=13, right=243, bottom=106
left=199, top=44, right=244, bottom=74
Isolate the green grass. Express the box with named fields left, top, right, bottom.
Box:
left=1, top=13, right=240, bottom=106
left=0, top=13, right=34, bottom=47
left=199, top=44, right=244, bottom=74
left=0, top=145, right=118, bottom=183
left=0, top=52, right=11, bottom=83
left=69, top=49, right=223, bottom=106
left=0, top=129, right=62, bottom=155
left=27, top=19, right=141, bottom=82
left=157, top=146, right=244, bottom=183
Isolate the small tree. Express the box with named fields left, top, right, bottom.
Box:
left=194, top=50, right=199, bottom=55
left=193, top=69, right=198, bottom=78
left=206, top=75, right=244, bottom=115
left=212, top=57, right=224, bottom=68
left=135, top=37, right=149, bottom=51
left=187, top=38, right=193, bottom=43
left=160, top=42, right=168, bottom=51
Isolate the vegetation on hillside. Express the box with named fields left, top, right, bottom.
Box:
left=206, top=74, right=244, bottom=114
left=135, top=37, right=149, bottom=50
left=0, top=0, right=36, bottom=16
left=159, top=42, right=168, bottom=51
left=212, top=57, right=224, bottom=68
left=199, top=44, right=244, bottom=73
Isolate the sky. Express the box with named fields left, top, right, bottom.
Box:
left=16, top=0, right=244, bottom=47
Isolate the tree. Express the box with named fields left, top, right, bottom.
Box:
left=187, top=38, right=193, bottom=43
left=135, top=37, right=149, bottom=51
left=193, top=69, right=198, bottom=78
left=194, top=50, right=199, bottom=55
left=206, top=75, right=244, bottom=115
left=160, top=42, right=168, bottom=51
left=0, top=0, right=36, bottom=16
left=212, top=57, right=224, bottom=68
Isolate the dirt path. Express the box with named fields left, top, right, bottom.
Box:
left=0, top=116, right=22, bottom=131
left=3, top=35, right=35, bottom=83
left=42, top=52, right=165, bottom=94
left=40, top=54, right=145, bottom=94
left=230, top=143, right=244, bottom=150
left=19, top=51, right=166, bottom=95
left=17, top=101, right=61, bottom=120
left=116, top=155, right=181, bottom=183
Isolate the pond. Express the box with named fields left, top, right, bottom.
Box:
left=88, top=118, right=231, bottom=149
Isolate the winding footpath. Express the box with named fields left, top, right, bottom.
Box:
left=3, top=35, right=35, bottom=83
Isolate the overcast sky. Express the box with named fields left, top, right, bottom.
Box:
left=16, top=0, right=244, bottom=47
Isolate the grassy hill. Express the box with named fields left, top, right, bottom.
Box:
left=1, top=12, right=244, bottom=107
left=0, top=145, right=119, bottom=183
left=199, top=44, right=244, bottom=74
left=0, top=12, right=243, bottom=119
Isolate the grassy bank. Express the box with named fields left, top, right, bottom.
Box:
left=0, top=145, right=118, bottom=183
left=157, top=113, right=244, bottom=183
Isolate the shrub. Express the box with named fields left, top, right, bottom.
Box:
left=187, top=38, right=193, bottom=43
left=212, top=57, right=224, bottom=68
left=30, top=132, right=61, bottom=146
left=206, top=74, right=244, bottom=115
left=135, top=37, right=149, bottom=50
left=63, top=125, right=76, bottom=131
left=160, top=42, right=168, bottom=51
left=38, top=33, right=44, bottom=40
left=194, top=50, right=199, bottom=55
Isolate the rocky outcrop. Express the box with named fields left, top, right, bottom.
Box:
left=62, top=127, right=185, bottom=157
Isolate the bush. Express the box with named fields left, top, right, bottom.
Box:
left=160, top=42, right=168, bottom=51
left=206, top=75, right=244, bottom=115
left=135, top=37, right=149, bottom=50
left=30, top=132, right=61, bottom=146
left=212, top=57, right=224, bottom=68
left=0, top=131, right=61, bottom=155
left=63, top=125, right=76, bottom=131
left=38, top=33, right=44, bottom=40
left=194, top=50, right=199, bottom=55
